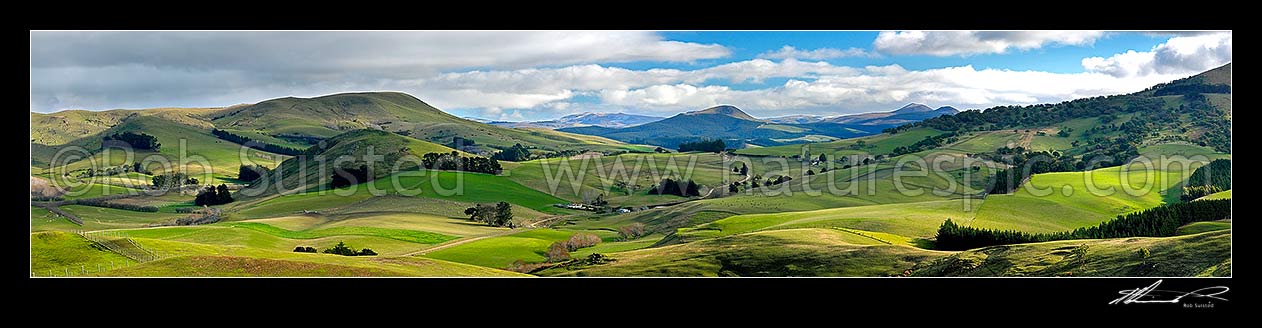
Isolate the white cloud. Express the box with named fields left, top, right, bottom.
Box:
left=874, top=31, right=1104, bottom=56
left=411, top=59, right=859, bottom=111
left=1082, top=32, right=1232, bottom=77
left=29, top=31, right=730, bottom=112
left=594, top=64, right=1189, bottom=116
left=758, top=46, right=877, bottom=60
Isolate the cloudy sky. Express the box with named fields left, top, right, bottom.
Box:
left=29, top=31, right=1231, bottom=120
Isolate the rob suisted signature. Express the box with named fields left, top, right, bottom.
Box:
left=1110, top=280, right=1229, bottom=305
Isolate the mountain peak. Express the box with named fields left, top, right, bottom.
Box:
left=934, top=106, right=960, bottom=114
left=893, top=103, right=934, bottom=114
left=687, top=105, right=758, bottom=121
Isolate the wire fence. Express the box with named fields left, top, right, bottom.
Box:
left=30, top=230, right=165, bottom=277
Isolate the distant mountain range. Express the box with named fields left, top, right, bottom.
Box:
left=764, top=103, right=960, bottom=126
left=487, top=112, right=663, bottom=129
left=559, top=103, right=958, bottom=149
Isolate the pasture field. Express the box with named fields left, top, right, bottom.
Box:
left=912, top=230, right=1231, bottom=277
left=30, top=231, right=131, bottom=275
left=423, top=229, right=575, bottom=268
left=1176, top=220, right=1231, bottom=235
left=971, top=153, right=1214, bottom=233
left=112, top=238, right=526, bottom=276
left=541, top=228, right=949, bottom=277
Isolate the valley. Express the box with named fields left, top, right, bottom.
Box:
left=30, top=63, right=1232, bottom=278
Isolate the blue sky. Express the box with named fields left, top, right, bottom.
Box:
left=30, top=31, right=1231, bottom=120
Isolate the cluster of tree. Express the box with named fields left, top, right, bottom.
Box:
left=77, top=162, right=150, bottom=178
left=654, top=147, right=669, bottom=153
left=421, top=152, right=503, bottom=175
left=103, top=132, right=160, bottom=150
left=1152, top=83, right=1231, bottom=97
left=151, top=173, right=198, bottom=189
left=194, top=184, right=234, bottom=206
left=764, top=175, right=793, bottom=186
left=677, top=139, right=727, bottom=153
left=490, top=143, right=532, bottom=161
left=237, top=164, right=270, bottom=182
left=934, top=199, right=1231, bottom=250
left=210, top=129, right=304, bottom=155
left=890, top=133, right=959, bottom=157
left=322, top=241, right=376, bottom=256
left=330, top=165, right=372, bottom=189
left=731, top=163, right=749, bottom=176
left=464, top=202, right=514, bottom=227
left=617, top=222, right=648, bottom=240
left=292, top=246, right=318, bottom=253
left=648, top=178, right=700, bottom=197
left=1181, top=159, right=1231, bottom=201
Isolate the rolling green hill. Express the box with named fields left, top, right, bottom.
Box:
left=211, top=92, right=646, bottom=154
left=34, top=113, right=288, bottom=182
left=540, top=228, right=949, bottom=277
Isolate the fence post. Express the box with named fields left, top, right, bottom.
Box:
left=81, top=265, right=85, bottom=274
left=65, top=267, right=69, bottom=276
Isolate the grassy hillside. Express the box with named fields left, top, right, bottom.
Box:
left=424, top=229, right=577, bottom=269
left=30, top=231, right=131, bottom=275
left=971, top=148, right=1227, bottom=233
left=911, top=230, right=1230, bottom=277
left=243, top=129, right=457, bottom=195
left=1176, top=220, right=1230, bottom=235
left=111, top=238, right=526, bottom=277
left=43, top=114, right=287, bottom=182
left=540, top=228, right=949, bottom=277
